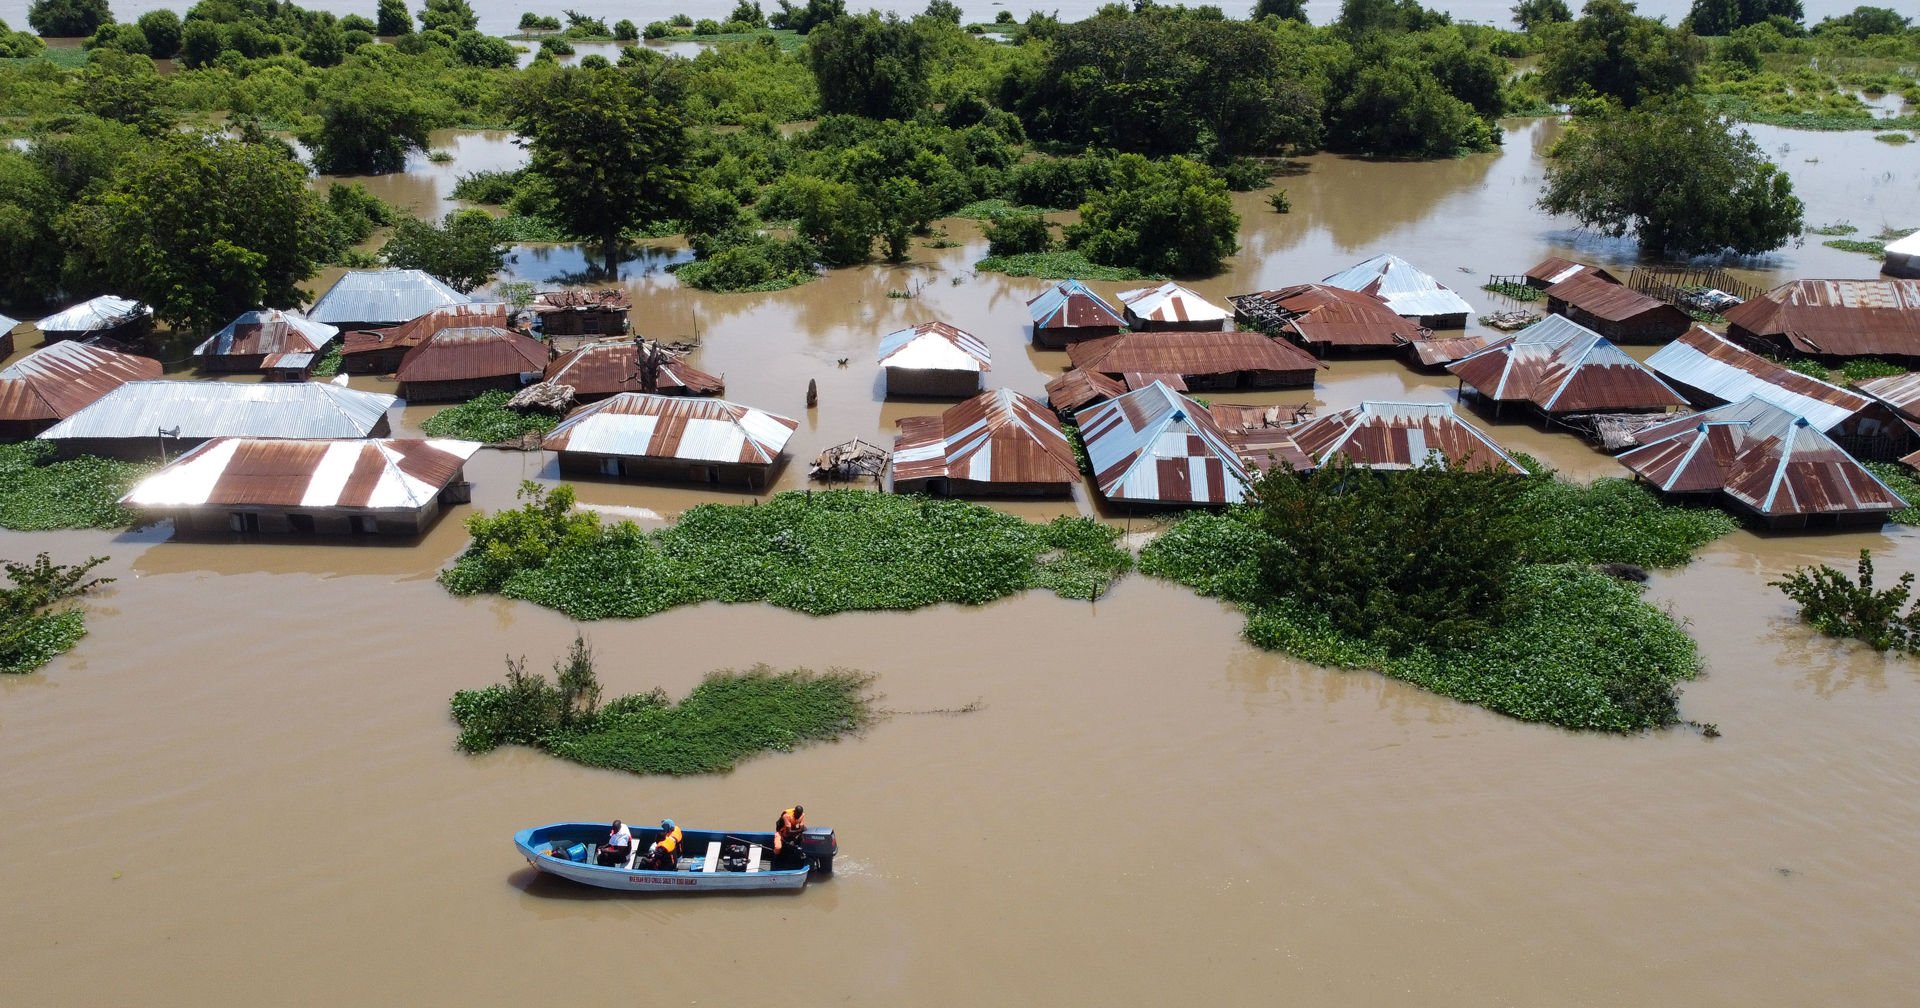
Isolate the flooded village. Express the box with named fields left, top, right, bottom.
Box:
left=5, top=1, right=1920, bottom=1004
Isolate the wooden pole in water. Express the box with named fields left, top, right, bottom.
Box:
left=807, top=378, right=818, bottom=408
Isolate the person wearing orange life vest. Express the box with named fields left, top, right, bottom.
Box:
left=643, top=819, right=683, bottom=870
left=772, top=804, right=806, bottom=860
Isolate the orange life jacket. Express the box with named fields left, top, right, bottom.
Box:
left=778, top=808, right=805, bottom=838
left=657, top=827, right=683, bottom=856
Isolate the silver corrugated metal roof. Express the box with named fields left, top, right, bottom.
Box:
left=38, top=381, right=397, bottom=441
left=1647, top=326, right=1868, bottom=431
left=1026, top=279, right=1125, bottom=330
left=0, top=313, right=19, bottom=332
left=543, top=393, right=798, bottom=463
left=1077, top=381, right=1250, bottom=505
left=1117, top=282, right=1229, bottom=325
left=877, top=321, right=992, bottom=372
left=194, top=309, right=339, bottom=357
left=1322, top=254, right=1473, bottom=318
left=307, top=270, right=469, bottom=326
left=124, top=437, right=480, bottom=510
left=37, top=295, right=150, bottom=333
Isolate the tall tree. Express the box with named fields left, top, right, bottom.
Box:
left=1538, top=96, right=1803, bottom=255
left=1254, top=0, right=1308, bottom=21
left=57, top=134, right=331, bottom=336
left=376, top=0, right=411, bottom=35
left=805, top=13, right=932, bottom=121
left=507, top=65, right=691, bottom=273
left=1685, top=0, right=1801, bottom=36
left=380, top=209, right=508, bottom=292
left=301, top=66, right=435, bottom=173
left=1539, top=0, right=1704, bottom=107
left=1511, top=0, right=1571, bottom=30
left=27, top=0, right=113, bottom=38
left=1064, top=153, right=1239, bottom=276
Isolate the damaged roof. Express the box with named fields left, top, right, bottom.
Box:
left=1855, top=372, right=1920, bottom=420
left=123, top=437, right=480, bottom=511
left=1322, top=254, right=1473, bottom=319
left=1726, top=279, right=1920, bottom=358
left=1229, top=284, right=1419, bottom=349
left=1525, top=257, right=1621, bottom=287
left=341, top=302, right=513, bottom=359
left=39, top=380, right=396, bottom=441
left=1026, top=279, right=1126, bottom=331
left=1290, top=401, right=1525, bottom=473
left=1447, top=315, right=1688, bottom=414
left=544, top=341, right=723, bottom=397
left=0, top=340, right=163, bottom=424
left=1077, top=381, right=1252, bottom=505
left=394, top=326, right=549, bottom=383
left=892, top=388, right=1081, bottom=487
left=1648, top=326, right=1873, bottom=431
left=38, top=295, right=150, bottom=334
left=1067, top=330, right=1323, bottom=381
left=531, top=289, right=631, bottom=312
left=308, top=269, right=470, bottom=326
left=1044, top=368, right=1129, bottom=413
left=542, top=392, right=798, bottom=464
left=194, top=309, right=339, bottom=358
left=877, top=321, right=992, bottom=372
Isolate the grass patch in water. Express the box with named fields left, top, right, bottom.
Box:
left=975, top=249, right=1162, bottom=282
left=310, top=343, right=343, bottom=378
left=440, top=484, right=1132, bottom=617
left=0, top=442, right=151, bottom=531
left=419, top=390, right=558, bottom=444
left=1824, top=238, right=1888, bottom=258
left=1863, top=462, right=1920, bottom=526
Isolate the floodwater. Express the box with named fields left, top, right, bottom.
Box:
left=8, top=117, right=1920, bottom=1005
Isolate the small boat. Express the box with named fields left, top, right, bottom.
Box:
left=514, top=821, right=837, bottom=893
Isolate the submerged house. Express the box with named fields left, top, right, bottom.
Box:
left=1447, top=315, right=1688, bottom=419
left=1618, top=396, right=1907, bottom=529
left=1648, top=326, right=1913, bottom=460
left=543, top=393, right=799, bottom=488
left=1289, top=401, right=1525, bottom=473
left=1229, top=284, right=1421, bottom=355
left=531, top=289, right=630, bottom=337
left=1544, top=273, right=1690, bottom=344
left=306, top=269, right=469, bottom=332
left=878, top=321, right=992, bottom=397
left=1076, top=380, right=1252, bottom=506
left=339, top=302, right=512, bottom=375
left=38, top=380, right=396, bottom=459
left=1524, top=257, right=1622, bottom=290
left=0, top=341, right=163, bottom=439
left=1117, top=282, right=1229, bottom=332
left=1322, top=254, right=1472, bottom=329
left=1725, top=279, right=1920, bottom=364
left=0, top=312, right=17, bottom=357
left=1856, top=372, right=1920, bottom=425
left=121, top=437, right=481, bottom=536
left=1044, top=368, right=1128, bottom=417
left=1404, top=332, right=1505, bottom=370
left=37, top=295, right=152, bottom=344
left=892, top=388, right=1081, bottom=497
left=542, top=340, right=723, bottom=402
left=1027, top=279, right=1127, bottom=349
left=193, top=309, right=339, bottom=377
left=393, top=326, right=549, bottom=402
left=1066, top=330, right=1322, bottom=390
left=1882, top=231, right=1920, bottom=280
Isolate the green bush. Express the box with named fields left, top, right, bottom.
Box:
left=1774, top=549, right=1920, bottom=652
left=983, top=211, right=1051, bottom=256
left=672, top=234, right=816, bottom=292
left=1840, top=358, right=1905, bottom=382
left=1, top=553, right=111, bottom=675
left=0, top=442, right=151, bottom=531
left=419, top=391, right=560, bottom=446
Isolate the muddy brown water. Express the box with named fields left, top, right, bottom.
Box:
left=7, top=118, right=1920, bottom=1004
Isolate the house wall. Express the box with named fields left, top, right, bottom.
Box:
left=885, top=367, right=982, bottom=398
left=1413, top=311, right=1468, bottom=330
left=537, top=310, right=627, bottom=337
left=1883, top=250, right=1920, bottom=280
left=1830, top=407, right=1915, bottom=461
left=199, top=354, right=268, bottom=374
left=556, top=451, right=777, bottom=489
left=893, top=476, right=1075, bottom=498
left=1550, top=299, right=1689, bottom=344
left=1031, top=324, right=1122, bottom=350
left=0, top=418, right=54, bottom=440
left=43, top=317, right=151, bottom=345
left=1124, top=312, right=1224, bottom=333
left=342, top=346, right=408, bottom=375
left=1, top=327, right=14, bottom=357
left=156, top=503, right=438, bottom=536
left=399, top=374, right=525, bottom=403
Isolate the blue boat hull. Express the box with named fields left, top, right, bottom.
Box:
left=513, top=821, right=828, bottom=893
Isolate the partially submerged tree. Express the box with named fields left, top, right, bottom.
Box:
left=28, top=0, right=113, bottom=38
left=1538, top=95, right=1803, bottom=255
left=1540, top=0, right=1704, bottom=107
left=2, top=553, right=112, bottom=675
left=1064, top=153, right=1239, bottom=276
left=380, top=208, right=509, bottom=292
left=302, top=65, right=437, bottom=173
left=805, top=12, right=932, bottom=121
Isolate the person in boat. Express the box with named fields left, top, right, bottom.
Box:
left=772, top=805, right=807, bottom=867
left=598, top=819, right=633, bottom=867
left=643, top=818, right=682, bottom=870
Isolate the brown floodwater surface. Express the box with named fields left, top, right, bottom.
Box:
left=6, top=118, right=1920, bottom=1005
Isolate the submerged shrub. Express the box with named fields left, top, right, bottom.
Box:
left=1774, top=549, right=1920, bottom=653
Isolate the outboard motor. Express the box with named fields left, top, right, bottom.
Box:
left=797, top=827, right=837, bottom=875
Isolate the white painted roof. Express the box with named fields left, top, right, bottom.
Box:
left=38, top=380, right=397, bottom=441
left=1116, top=282, right=1229, bottom=325
left=1322, top=254, right=1473, bottom=318
left=877, top=322, right=991, bottom=372
left=38, top=295, right=150, bottom=333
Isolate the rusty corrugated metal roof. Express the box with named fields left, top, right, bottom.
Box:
left=1447, top=315, right=1687, bottom=414
left=1206, top=403, right=1316, bottom=473
left=1026, top=280, right=1126, bottom=331
left=1044, top=369, right=1127, bottom=413
left=0, top=341, right=163, bottom=423
left=1230, top=284, right=1419, bottom=349
left=122, top=437, right=480, bottom=510
left=1856, top=372, right=1920, bottom=420
left=194, top=309, right=338, bottom=358
left=542, top=392, right=798, bottom=464
left=1117, top=282, right=1229, bottom=326
left=892, top=388, right=1080, bottom=487
left=1726, top=279, right=1920, bottom=357
left=1407, top=332, right=1504, bottom=368
left=877, top=321, right=992, bottom=371
left=394, top=326, right=549, bottom=383
left=544, top=341, right=723, bottom=397
left=1620, top=396, right=1905, bottom=518
left=531, top=289, right=631, bottom=312
left=341, top=302, right=512, bottom=359
left=1524, top=258, right=1621, bottom=287
left=1546, top=273, right=1687, bottom=325
left=1288, top=401, right=1524, bottom=473
left=1067, top=331, right=1323, bottom=382
left=1076, top=381, right=1251, bottom=505
left=1648, top=326, right=1871, bottom=431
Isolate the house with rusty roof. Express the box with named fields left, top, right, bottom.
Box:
left=37, top=295, right=152, bottom=345
left=543, top=340, right=723, bottom=402
left=892, top=388, right=1081, bottom=497
left=1044, top=368, right=1128, bottom=417
left=1322, top=254, right=1472, bottom=329
left=38, top=380, right=396, bottom=459
left=307, top=269, right=469, bottom=332
left=1117, top=282, right=1229, bottom=332
left=879, top=321, right=991, bottom=397
left=1883, top=232, right=1920, bottom=280
left=531, top=289, right=630, bottom=337
left=1545, top=273, right=1689, bottom=344
left=1404, top=332, right=1505, bottom=370
left=1076, top=381, right=1253, bottom=506
left=0, top=312, right=19, bottom=358
left=1289, top=401, right=1525, bottom=473
left=394, top=326, right=549, bottom=402
left=1856, top=371, right=1920, bottom=423
left=1066, top=330, right=1322, bottom=390
left=1619, top=396, right=1906, bottom=529
left=0, top=341, right=163, bottom=439
left=1229, top=284, right=1421, bottom=355
left=1027, top=279, right=1126, bottom=349
left=543, top=392, right=799, bottom=489
left=1725, top=279, right=1920, bottom=364
left=121, top=437, right=481, bottom=536
left=1447, top=315, right=1687, bottom=419
left=1648, top=326, right=1913, bottom=460
left=1524, top=257, right=1622, bottom=290
left=339, top=302, right=513, bottom=375
left=193, top=309, right=339, bottom=378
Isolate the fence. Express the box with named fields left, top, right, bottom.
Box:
left=1627, top=267, right=1766, bottom=306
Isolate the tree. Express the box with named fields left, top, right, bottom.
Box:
left=452, top=28, right=515, bottom=67
left=376, top=0, right=411, bottom=35
left=380, top=208, right=508, bottom=292
left=1813, top=6, right=1908, bottom=38
left=1254, top=0, right=1308, bottom=20
left=0, top=150, right=65, bottom=309
left=1328, top=52, right=1492, bottom=157
left=1, top=553, right=112, bottom=676
left=506, top=65, right=692, bottom=272
left=760, top=174, right=876, bottom=265
left=1064, top=153, right=1239, bottom=276
left=805, top=13, right=932, bottom=121
left=71, top=48, right=171, bottom=135
left=922, top=0, right=963, bottom=24
left=1685, top=0, right=1801, bottom=36
left=1511, top=0, right=1571, bottom=30
left=58, top=134, right=332, bottom=336
left=1539, top=96, right=1803, bottom=255
left=28, top=0, right=113, bottom=37
left=770, top=0, right=846, bottom=33
left=1539, top=0, right=1704, bottom=107
left=417, top=0, right=476, bottom=33
left=1338, top=0, right=1450, bottom=36
left=302, top=69, right=436, bottom=173
left=135, top=9, right=181, bottom=57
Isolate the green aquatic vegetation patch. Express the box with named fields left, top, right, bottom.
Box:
left=1, top=553, right=112, bottom=675
left=441, top=486, right=1132, bottom=619
left=0, top=442, right=151, bottom=531
left=1516, top=475, right=1739, bottom=568
left=1482, top=281, right=1541, bottom=301
left=310, top=343, right=343, bottom=378
left=974, top=249, right=1163, bottom=282
left=1876, top=133, right=1913, bottom=145
left=1824, top=238, right=1888, bottom=258
left=1863, top=463, right=1920, bottom=526
left=418, top=390, right=558, bottom=444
